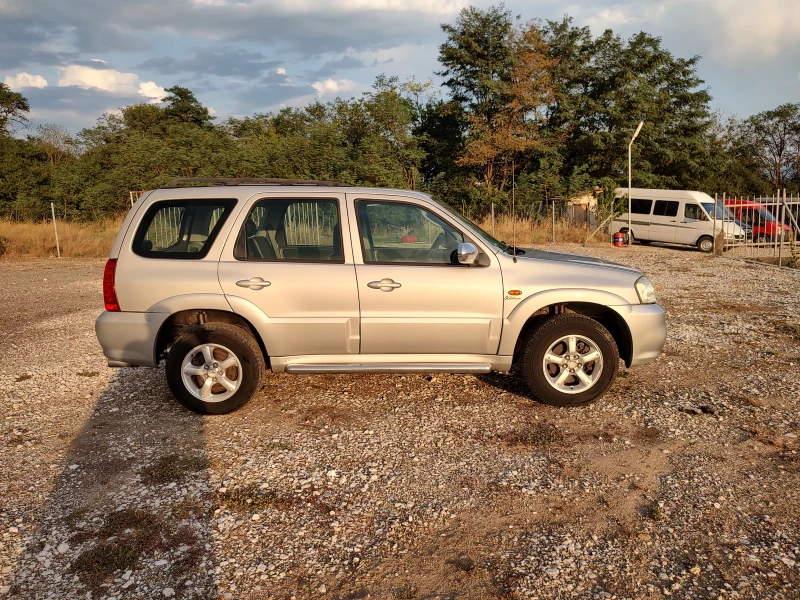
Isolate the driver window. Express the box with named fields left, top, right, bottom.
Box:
left=356, top=200, right=464, bottom=265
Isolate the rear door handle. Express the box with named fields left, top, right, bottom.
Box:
left=236, top=277, right=271, bottom=290
left=367, top=278, right=402, bottom=292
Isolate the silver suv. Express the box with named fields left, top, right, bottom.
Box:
left=96, top=178, right=666, bottom=414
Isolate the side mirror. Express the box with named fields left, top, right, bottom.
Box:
left=457, top=242, right=480, bottom=265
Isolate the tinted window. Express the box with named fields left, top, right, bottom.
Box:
left=356, top=200, right=464, bottom=265
left=631, top=199, right=653, bottom=214
left=133, top=199, right=236, bottom=259
left=234, top=198, right=342, bottom=262
left=653, top=200, right=679, bottom=217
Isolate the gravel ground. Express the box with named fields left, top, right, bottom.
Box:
left=1, top=245, right=799, bottom=600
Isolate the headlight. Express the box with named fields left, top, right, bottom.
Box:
left=635, top=276, right=657, bottom=304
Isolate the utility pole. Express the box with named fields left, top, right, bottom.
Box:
left=628, top=119, right=645, bottom=246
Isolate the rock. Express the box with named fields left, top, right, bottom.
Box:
left=162, top=588, right=175, bottom=597
left=318, top=584, right=327, bottom=593
left=689, top=566, right=701, bottom=575
left=57, top=542, right=68, bottom=554
left=545, top=568, right=560, bottom=577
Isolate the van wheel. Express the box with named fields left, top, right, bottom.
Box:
left=166, top=322, right=265, bottom=414
left=519, top=314, right=619, bottom=407
left=697, top=236, right=714, bottom=253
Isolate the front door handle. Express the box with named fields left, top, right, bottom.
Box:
left=367, top=278, right=402, bottom=292
left=236, top=277, right=271, bottom=290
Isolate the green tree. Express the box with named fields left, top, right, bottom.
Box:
left=0, top=82, right=30, bottom=135
left=162, top=86, right=215, bottom=128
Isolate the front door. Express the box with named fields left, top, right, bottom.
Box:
left=218, top=193, right=360, bottom=357
left=350, top=197, right=503, bottom=355
left=675, top=201, right=709, bottom=245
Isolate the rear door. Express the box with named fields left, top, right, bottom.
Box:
left=349, top=195, right=504, bottom=355
left=649, top=199, right=680, bottom=243
left=218, top=192, right=360, bottom=357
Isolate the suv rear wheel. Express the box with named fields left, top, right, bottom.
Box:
left=166, top=322, right=265, bottom=414
left=520, top=314, right=619, bottom=407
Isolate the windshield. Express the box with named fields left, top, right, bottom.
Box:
left=429, top=197, right=509, bottom=251
left=701, top=201, right=735, bottom=220
left=755, top=207, right=776, bottom=223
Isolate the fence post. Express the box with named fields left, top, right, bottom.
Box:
left=778, top=189, right=786, bottom=267
left=713, top=193, right=718, bottom=255
left=491, top=203, right=495, bottom=237
left=551, top=201, right=556, bottom=244
left=51, top=202, right=61, bottom=258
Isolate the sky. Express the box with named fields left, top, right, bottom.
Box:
left=2, top=0, right=799, bottom=134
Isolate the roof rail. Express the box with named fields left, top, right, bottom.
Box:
left=161, top=177, right=351, bottom=189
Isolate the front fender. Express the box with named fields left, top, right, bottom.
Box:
left=498, top=288, right=633, bottom=356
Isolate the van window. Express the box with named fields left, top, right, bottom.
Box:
left=653, top=200, right=679, bottom=217
left=684, top=203, right=706, bottom=221
left=631, top=199, right=652, bottom=214
left=133, top=199, right=236, bottom=259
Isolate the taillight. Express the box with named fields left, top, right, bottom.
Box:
left=103, top=259, right=120, bottom=311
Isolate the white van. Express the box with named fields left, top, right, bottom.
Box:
left=609, top=188, right=746, bottom=252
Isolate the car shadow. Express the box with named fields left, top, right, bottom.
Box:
left=6, top=366, right=219, bottom=599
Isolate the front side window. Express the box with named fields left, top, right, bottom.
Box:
left=630, top=199, right=653, bottom=214
left=653, top=200, right=679, bottom=217
left=234, top=198, right=342, bottom=262
left=356, top=200, right=464, bottom=265
left=684, top=203, right=706, bottom=221
left=133, top=199, right=236, bottom=259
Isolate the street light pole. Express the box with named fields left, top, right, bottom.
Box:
left=628, top=119, right=645, bottom=246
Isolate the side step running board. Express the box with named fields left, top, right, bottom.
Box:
left=284, top=363, right=492, bottom=375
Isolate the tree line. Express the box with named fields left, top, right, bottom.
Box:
left=1, top=6, right=799, bottom=222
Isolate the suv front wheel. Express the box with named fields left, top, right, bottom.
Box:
left=520, top=314, right=619, bottom=407
left=166, top=322, right=265, bottom=414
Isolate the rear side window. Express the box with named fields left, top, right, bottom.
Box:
left=631, top=199, right=652, bottom=214
left=133, top=199, right=236, bottom=259
left=234, top=198, right=343, bottom=263
left=653, top=200, right=679, bottom=217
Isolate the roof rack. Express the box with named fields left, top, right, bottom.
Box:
left=161, top=177, right=351, bottom=189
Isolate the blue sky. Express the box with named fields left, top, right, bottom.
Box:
left=2, top=0, right=799, bottom=133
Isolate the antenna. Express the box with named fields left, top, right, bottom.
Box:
left=512, top=160, right=517, bottom=263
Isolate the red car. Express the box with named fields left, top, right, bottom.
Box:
left=722, top=199, right=790, bottom=243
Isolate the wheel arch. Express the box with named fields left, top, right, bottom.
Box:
left=155, top=309, right=269, bottom=368
left=508, top=302, right=633, bottom=368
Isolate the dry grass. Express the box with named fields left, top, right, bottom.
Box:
left=477, top=214, right=606, bottom=246
left=0, top=213, right=604, bottom=258
left=0, top=217, right=121, bottom=258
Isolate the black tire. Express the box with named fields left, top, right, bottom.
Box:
left=519, top=314, right=619, bottom=407
left=166, top=322, right=265, bottom=414
left=696, top=236, right=714, bottom=253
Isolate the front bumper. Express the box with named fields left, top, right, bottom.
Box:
left=95, top=311, right=170, bottom=367
left=611, top=303, right=667, bottom=367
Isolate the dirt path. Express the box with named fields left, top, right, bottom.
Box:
left=1, top=246, right=799, bottom=599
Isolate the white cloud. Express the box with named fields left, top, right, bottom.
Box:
left=277, top=67, right=286, bottom=75
left=189, top=0, right=465, bottom=13
left=58, top=65, right=138, bottom=93
left=90, top=58, right=108, bottom=64
left=584, top=7, right=639, bottom=32
left=58, top=65, right=166, bottom=103
left=137, top=81, right=167, bottom=103
left=208, top=106, right=218, bottom=116
left=4, top=72, right=48, bottom=91
left=312, top=78, right=356, bottom=96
